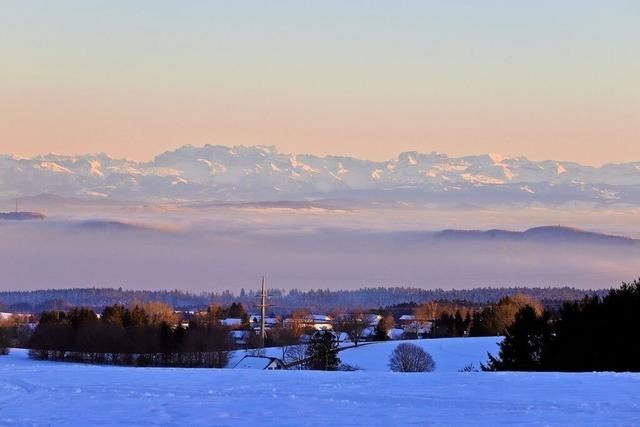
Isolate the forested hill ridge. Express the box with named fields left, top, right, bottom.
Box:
left=0, top=286, right=607, bottom=314
left=0, top=211, right=46, bottom=220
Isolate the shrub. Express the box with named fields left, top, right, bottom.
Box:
left=338, top=363, right=361, bottom=371
left=458, top=363, right=478, bottom=372
left=388, top=342, right=435, bottom=372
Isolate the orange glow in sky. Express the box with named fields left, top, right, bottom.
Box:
left=1, top=1, right=638, bottom=164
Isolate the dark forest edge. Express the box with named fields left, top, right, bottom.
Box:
left=0, top=286, right=606, bottom=314
left=484, top=279, right=640, bottom=372
left=26, top=304, right=237, bottom=368
left=2, top=280, right=638, bottom=372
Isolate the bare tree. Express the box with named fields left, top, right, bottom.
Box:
left=288, top=309, right=309, bottom=335
left=388, top=343, right=435, bottom=372
left=271, top=324, right=303, bottom=360
left=412, top=302, right=437, bottom=338
left=283, top=343, right=308, bottom=369
left=487, top=294, right=543, bottom=334
left=139, top=301, right=179, bottom=325
left=337, top=311, right=368, bottom=346
left=247, top=347, right=266, bottom=357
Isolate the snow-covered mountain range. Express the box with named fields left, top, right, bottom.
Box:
left=2, top=145, right=640, bottom=204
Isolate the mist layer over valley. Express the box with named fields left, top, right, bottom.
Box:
left=1, top=194, right=638, bottom=292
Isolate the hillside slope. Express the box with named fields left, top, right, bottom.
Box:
left=1, top=346, right=639, bottom=425
left=337, top=337, right=501, bottom=371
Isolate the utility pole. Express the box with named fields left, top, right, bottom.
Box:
left=256, top=276, right=271, bottom=347
left=260, top=277, right=267, bottom=343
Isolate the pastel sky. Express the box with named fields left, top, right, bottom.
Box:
left=1, top=1, right=638, bottom=164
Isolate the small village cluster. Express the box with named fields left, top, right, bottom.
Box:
left=215, top=312, right=435, bottom=370
left=2, top=307, right=435, bottom=346
left=0, top=312, right=36, bottom=329
left=208, top=312, right=432, bottom=347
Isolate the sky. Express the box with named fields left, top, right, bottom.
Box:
left=1, top=1, right=638, bottom=165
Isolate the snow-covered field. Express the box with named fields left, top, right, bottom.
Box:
left=228, top=336, right=501, bottom=371
left=338, top=336, right=500, bottom=371
left=1, top=339, right=640, bottom=426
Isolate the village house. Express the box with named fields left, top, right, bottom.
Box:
left=388, top=327, right=405, bottom=340
left=364, top=314, right=382, bottom=326
left=230, top=330, right=249, bottom=346
left=221, top=318, right=243, bottom=328
left=283, top=314, right=333, bottom=331
left=359, top=326, right=377, bottom=341
left=304, top=314, right=333, bottom=330
left=248, top=315, right=279, bottom=330
left=0, top=312, right=37, bottom=330
left=233, top=355, right=286, bottom=370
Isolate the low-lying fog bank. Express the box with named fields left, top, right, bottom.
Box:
left=1, top=202, right=638, bottom=291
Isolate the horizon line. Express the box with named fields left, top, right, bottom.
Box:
left=3, top=143, right=639, bottom=168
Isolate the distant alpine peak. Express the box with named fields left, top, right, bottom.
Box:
left=1, top=144, right=639, bottom=203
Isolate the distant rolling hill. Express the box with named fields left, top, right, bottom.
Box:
left=72, top=219, right=171, bottom=234
left=434, top=226, right=636, bottom=245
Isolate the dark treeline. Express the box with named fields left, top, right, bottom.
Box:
left=0, top=286, right=604, bottom=313
left=28, top=304, right=233, bottom=368
left=485, top=279, right=640, bottom=372
left=381, top=294, right=543, bottom=339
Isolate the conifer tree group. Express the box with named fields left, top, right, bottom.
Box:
left=28, top=303, right=233, bottom=368
left=485, top=280, right=640, bottom=372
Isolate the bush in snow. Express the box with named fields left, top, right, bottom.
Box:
left=388, top=343, right=435, bottom=372
left=338, top=363, right=361, bottom=371
left=458, top=363, right=478, bottom=372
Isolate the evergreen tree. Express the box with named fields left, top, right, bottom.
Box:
left=463, top=311, right=472, bottom=336
left=454, top=310, right=465, bottom=337
left=101, top=305, right=126, bottom=326
left=123, top=305, right=149, bottom=327
left=67, top=307, right=98, bottom=330
left=469, top=311, right=491, bottom=337
left=0, top=327, right=9, bottom=355
left=305, top=330, right=340, bottom=371
left=483, top=306, right=552, bottom=371
left=173, top=323, right=187, bottom=350
left=226, top=302, right=246, bottom=319
left=39, top=311, right=67, bottom=325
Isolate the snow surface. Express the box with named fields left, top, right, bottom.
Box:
left=338, top=337, right=501, bottom=372
left=1, top=340, right=640, bottom=426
